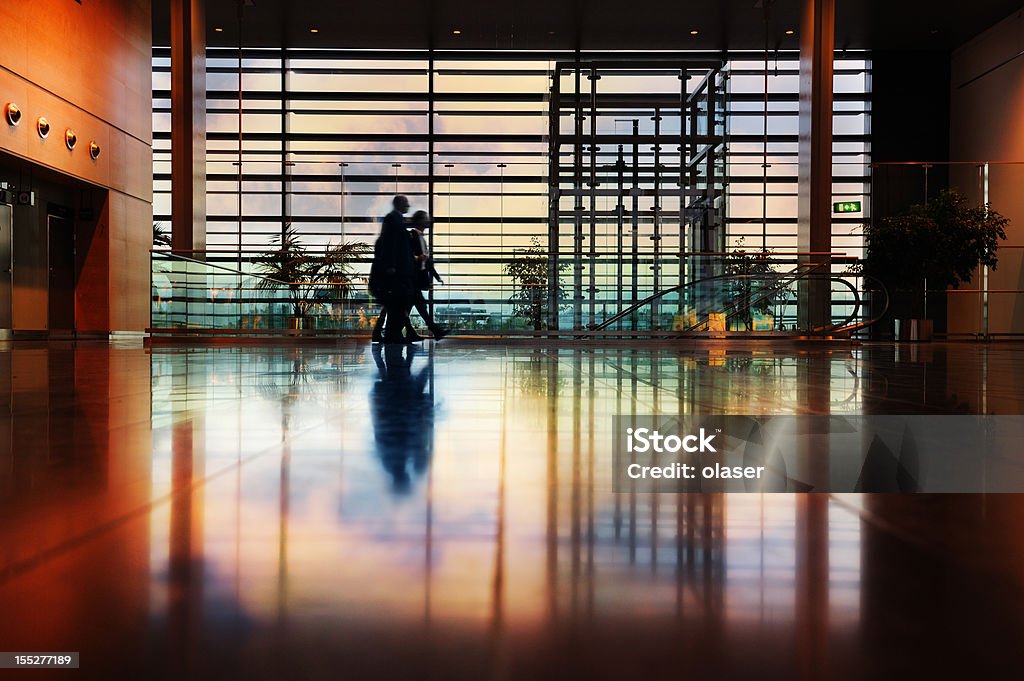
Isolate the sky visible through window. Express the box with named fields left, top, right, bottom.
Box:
left=152, top=50, right=870, bottom=325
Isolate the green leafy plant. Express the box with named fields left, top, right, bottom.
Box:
left=320, top=240, right=373, bottom=302
left=864, top=190, right=1008, bottom=303
left=255, top=225, right=371, bottom=323
left=503, top=237, right=569, bottom=331
left=724, top=239, right=778, bottom=330
left=153, top=222, right=172, bottom=248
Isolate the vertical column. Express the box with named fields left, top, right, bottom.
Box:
left=631, top=120, right=640, bottom=328
left=616, top=146, right=625, bottom=312
left=280, top=47, right=289, bottom=241
left=588, top=70, right=599, bottom=329
left=573, top=56, right=584, bottom=330
left=797, top=0, right=834, bottom=330
left=428, top=51, right=436, bottom=313
left=170, top=0, right=207, bottom=253
left=547, top=66, right=562, bottom=332
left=652, top=108, right=661, bottom=326
left=678, top=70, right=687, bottom=300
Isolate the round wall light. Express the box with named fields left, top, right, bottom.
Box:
left=36, top=117, right=50, bottom=139
left=4, top=103, right=21, bottom=126
left=89, top=141, right=101, bottom=160
left=65, top=129, right=77, bottom=150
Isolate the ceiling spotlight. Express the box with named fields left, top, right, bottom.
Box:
left=89, top=141, right=101, bottom=160
left=785, top=29, right=795, bottom=35
left=689, top=30, right=699, bottom=36
left=65, top=129, right=78, bottom=150
left=452, top=29, right=462, bottom=35
left=4, top=103, right=21, bottom=126
left=214, top=27, right=224, bottom=32
left=36, top=116, right=50, bottom=139
left=309, top=28, right=319, bottom=33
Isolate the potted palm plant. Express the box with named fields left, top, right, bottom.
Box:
left=318, top=239, right=373, bottom=328
left=864, top=190, right=1008, bottom=340
left=255, top=225, right=370, bottom=330
left=153, top=222, right=172, bottom=249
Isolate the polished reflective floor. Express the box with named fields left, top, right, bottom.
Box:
left=2, top=341, right=1024, bottom=679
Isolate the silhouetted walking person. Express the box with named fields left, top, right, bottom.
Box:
left=369, top=195, right=416, bottom=343
left=407, top=210, right=448, bottom=340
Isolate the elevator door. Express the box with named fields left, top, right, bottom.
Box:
left=0, top=203, right=11, bottom=329
left=47, top=214, right=75, bottom=331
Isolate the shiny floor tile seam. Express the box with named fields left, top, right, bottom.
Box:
left=0, top=405, right=349, bottom=587
left=542, top=349, right=668, bottom=415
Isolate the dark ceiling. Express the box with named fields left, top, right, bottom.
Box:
left=152, top=0, right=1023, bottom=52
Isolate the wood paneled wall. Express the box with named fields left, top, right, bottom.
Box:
left=0, top=0, right=153, bottom=333
left=949, top=10, right=1024, bottom=336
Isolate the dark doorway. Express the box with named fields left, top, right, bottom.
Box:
left=47, top=213, right=75, bottom=331
left=0, top=202, right=11, bottom=330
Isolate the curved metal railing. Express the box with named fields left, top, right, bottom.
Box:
left=587, top=267, right=889, bottom=338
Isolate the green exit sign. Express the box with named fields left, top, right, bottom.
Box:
left=833, top=201, right=862, bottom=213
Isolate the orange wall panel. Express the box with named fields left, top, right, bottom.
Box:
left=0, top=68, right=152, bottom=204
left=949, top=9, right=1024, bottom=336
left=0, top=0, right=154, bottom=333
left=109, top=194, right=152, bottom=332
left=0, top=0, right=152, bottom=143
left=76, top=194, right=112, bottom=333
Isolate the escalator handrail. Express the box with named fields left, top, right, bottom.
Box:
left=678, top=258, right=833, bottom=334
left=827, top=273, right=890, bottom=336
left=589, top=259, right=826, bottom=333
left=585, top=269, right=890, bottom=337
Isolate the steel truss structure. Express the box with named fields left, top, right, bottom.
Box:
left=151, top=48, right=870, bottom=332
left=547, top=57, right=728, bottom=330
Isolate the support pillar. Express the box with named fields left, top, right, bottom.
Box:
left=573, top=56, right=584, bottom=331
left=797, top=0, right=834, bottom=330
left=547, top=67, right=561, bottom=332
left=170, top=0, right=207, bottom=253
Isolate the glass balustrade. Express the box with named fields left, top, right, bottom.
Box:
left=151, top=249, right=884, bottom=337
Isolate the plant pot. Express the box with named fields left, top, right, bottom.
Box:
left=289, top=316, right=316, bottom=330
left=895, top=318, right=933, bottom=342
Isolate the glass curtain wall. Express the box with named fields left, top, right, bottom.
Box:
left=152, top=49, right=871, bottom=331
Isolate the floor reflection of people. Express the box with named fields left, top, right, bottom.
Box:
left=370, top=343, right=434, bottom=494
